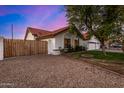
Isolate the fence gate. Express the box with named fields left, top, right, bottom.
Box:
left=4, top=39, right=48, bottom=58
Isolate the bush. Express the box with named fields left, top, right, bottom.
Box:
left=68, top=46, right=74, bottom=52
left=63, top=45, right=87, bottom=53
left=75, top=46, right=87, bottom=52
left=75, top=46, right=82, bottom=51
left=82, top=46, right=87, bottom=51
left=63, top=45, right=74, bottom=53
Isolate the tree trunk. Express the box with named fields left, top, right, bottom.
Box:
left=122, top=40, right=124, bottom=52
left=101, top=43, right=107, bottom=56
left=122, top=44, right=124, bottom=52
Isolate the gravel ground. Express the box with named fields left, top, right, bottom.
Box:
left=0, top=55, right=124, bottom=88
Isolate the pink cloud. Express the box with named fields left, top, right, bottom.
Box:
left=0, top=5, right=68, bottom=39
left=46, top=12, right=68, bottom=31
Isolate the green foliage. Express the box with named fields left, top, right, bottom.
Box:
left=87, top=51, right=124, bottom=61
left=72, top=51, right=124, bottom=61
left=66, top=5, right=124, bottom=55
left=71, top=51, right=82, bottom=59
left=75, top=45, right=86, bottom=51
left=63, top=45, right=86, bottom=53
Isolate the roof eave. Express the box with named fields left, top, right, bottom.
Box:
left=24, top=28, right=30, bottom=40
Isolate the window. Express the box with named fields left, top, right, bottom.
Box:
left=64, top=38, right=71, bottom=48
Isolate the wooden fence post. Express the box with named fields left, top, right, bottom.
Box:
left=0, top=37, right=4, bottom=60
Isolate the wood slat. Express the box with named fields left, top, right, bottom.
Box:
left=4, top=39, right=48, bottom=58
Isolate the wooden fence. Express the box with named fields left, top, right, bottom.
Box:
left=4, top=39, right=48, bottom=58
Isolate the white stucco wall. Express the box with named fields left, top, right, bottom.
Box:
left=41, top=32, right=101, bottom=54
left=79, top=39, right=88, bottom=47
left=55, top=32, right=65, bottom=49
left=41, top=32, right=80, bottom=55
left=0, top=37, right=4, bottom=60
left=26, top=32, right=35, bottom=40
left=41, top=38, right=55, bottom=54
left=54, top=32, right=79, bottom=49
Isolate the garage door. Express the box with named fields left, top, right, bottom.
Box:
left=88, top=42, right=100, bottom=50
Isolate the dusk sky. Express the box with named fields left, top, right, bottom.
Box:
left=0, top=5, right=68, bottom=39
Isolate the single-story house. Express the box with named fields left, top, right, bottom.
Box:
left=25, top=26, right=100, bottom=55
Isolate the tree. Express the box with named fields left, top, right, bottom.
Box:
left=66, top=5, right=124, bottom=55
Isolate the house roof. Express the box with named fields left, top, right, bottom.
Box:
left=82, top=32, right=90, bottom=40
left=24, top=27, right=51, bottom=40
left=24, top=26, right=89, bottom=40
left=38, top=26, right=69, bottom=39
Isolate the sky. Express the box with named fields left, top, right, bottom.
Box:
left=0, top=5, right=68, bottom=39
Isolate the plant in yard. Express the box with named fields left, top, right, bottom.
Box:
left=119, top=33, right=124, bottom=52
left=66, top=5, right=124, bottom=55
left=68, top=45, right=74, bottom=52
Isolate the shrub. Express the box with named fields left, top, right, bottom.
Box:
left=63, top=45, right=74, bottom=53
left=63, top=45, right=87, bottom=53
left=82, top=46, right=87, bottom=51
left=68, top=46, right=74, bottom=52
left=75, top=46, right=87, bottom=52
left=75, top=46, right=82, bottom=51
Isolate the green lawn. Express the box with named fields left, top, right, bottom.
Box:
left=71, top=50, right=124, bottom=61
left=69, top=50, right=124, bottom=75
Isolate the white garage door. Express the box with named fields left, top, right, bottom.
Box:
left=88, top=42, right=100, bottom=50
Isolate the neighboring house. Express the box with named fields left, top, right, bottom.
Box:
left=25, top=26, right=100, bottom=55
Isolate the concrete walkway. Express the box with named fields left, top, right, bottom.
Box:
left=98, top=49, right=123, bottom=53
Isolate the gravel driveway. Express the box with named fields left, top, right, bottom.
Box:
left=0, top=55, right=124, bottom=88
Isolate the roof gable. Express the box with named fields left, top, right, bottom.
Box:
left=24, top=26, right=91, bottom=40
left=37, top=26, right=69, bottom=39
left=24, top=27, right=51, bottom=40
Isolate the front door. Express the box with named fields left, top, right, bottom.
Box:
left=74, top=39, right=79, bottom=47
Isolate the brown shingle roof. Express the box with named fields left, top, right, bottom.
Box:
left=82, top=32, right=90, bottom=40
left=52, top=26, right=69, bottom=35
left=37, top=26, right=69, bottom=39
left=24, top=27, right=51, bottom=40
left=25, top=26, right=90, bottom=40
